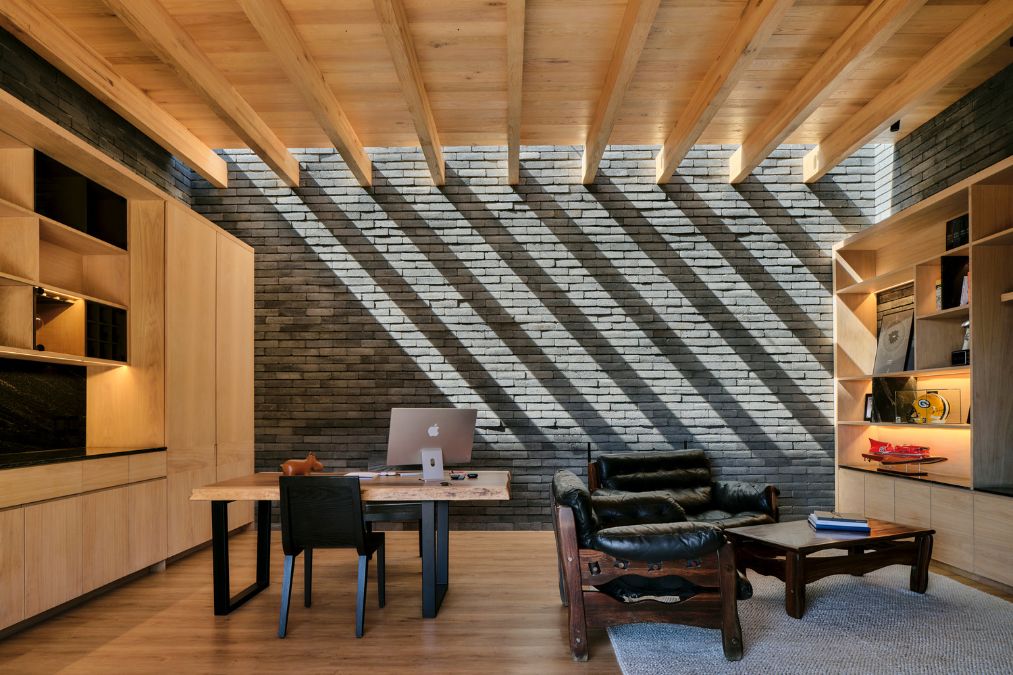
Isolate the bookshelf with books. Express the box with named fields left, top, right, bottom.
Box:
left=833, top=155, right=1013, bottom=586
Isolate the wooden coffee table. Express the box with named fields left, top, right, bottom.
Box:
left=725, top=519, right=934, bottom=619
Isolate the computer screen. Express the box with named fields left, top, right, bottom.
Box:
left=386, top=408, right=477, bottom=467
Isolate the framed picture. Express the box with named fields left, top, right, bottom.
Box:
left=864, top=394, right=874, bottom=421
left=873, top=310, right=913, bottom=374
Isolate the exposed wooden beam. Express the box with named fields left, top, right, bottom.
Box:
left=506, top=0, right=525, bottom=185
left=374, top=0, right=445, bottom=186
left=581, top=0, right=660, bottom=184
left=803, top=0, right=1013, bottom=183
left=102, top=0, right=300, bottom=187
left=729, top=0, right=925, bottom=184
left=0, top=0, right=228, bottom=188
left=237, top=0, right=371, bottom=187
left=655, top=0, right=792, bottom=184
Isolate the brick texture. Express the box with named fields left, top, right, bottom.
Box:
left=191, top=145, right=878, bottom=527
left=0, top=27, right=192, bottom=203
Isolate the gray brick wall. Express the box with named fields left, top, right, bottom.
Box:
left=0, top=28, right=192, bottom=203
left=192, top=145, right=879, bottom=527
left=877, top=63, right=1012, bottom=216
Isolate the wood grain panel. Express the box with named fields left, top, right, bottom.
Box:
left=0, top=145, right=33, bottom=208
left=972, top=492, right=1013, bottom=586
left=836, top=468, right=865, bottom=515
left=864, top=473, right=895, bottom=521
left=0, top=462, right=83, bottom=509
left=81, top=456, right=130, bottom=492
left=82, top=486, right=129, bottom=593
left=128, top=479, right=167, bottom=570
left=0, top=280, right=34, bottom=350
left=215, top=234, right=254, bottom=469
left=0, top=507, right=25, bottom=630
left=81, top=254, right=129, bottom=308
left=930, top=484, right=973, bottom=570
left=87, top=200, right=166, bottom=449
left=893, top=479, right=931, bottom=528
left=167, top=466, right=216, bottom=557
left=128, top=452, right=167, bottom=483
left=216, top=460, right=254, bottom=531
left=0, top=216, right=38, bottom=281
left=38, top=240, right=83, bottom=293
left=165, top=203, right=216, bottom=470
left=24, top=496, right=82, bottom=615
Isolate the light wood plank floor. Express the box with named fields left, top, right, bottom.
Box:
left=0, top=531, right=619, bottom=674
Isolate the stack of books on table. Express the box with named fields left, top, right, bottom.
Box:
left=808, top=511, right=870, bottom=533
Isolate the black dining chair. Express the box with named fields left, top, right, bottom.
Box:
left=278, top=475, right=385, bottom=638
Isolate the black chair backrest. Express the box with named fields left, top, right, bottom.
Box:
left=279, top=475, right=368, bottom=556
left=551, top=470, right=597, bottom=548
left=595, top=449, right=712, bottom=492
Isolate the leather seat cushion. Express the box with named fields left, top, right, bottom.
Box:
left=694, top=509, right=774, bottom=529
left=592, top=491, right=687, bottom=528
left=592, top=521, right=724, bottom=563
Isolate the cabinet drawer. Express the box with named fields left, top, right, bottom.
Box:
left=973, top=492, right=1013, bottom=586
left=864, top=474, right=895, bottom=521
left=82, top=456, right=130, bottom=492
left=129, top=452, right=167, bottom=483
left=894, top=480, right=931, bottom=528
left=930, top=485, right=973, bottom=569
left=837, top=469, right=865, bottom=515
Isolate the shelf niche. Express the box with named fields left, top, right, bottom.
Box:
left=34, top=151, right=127, bottom=250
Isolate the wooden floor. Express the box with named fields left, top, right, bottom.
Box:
left=1, top=530, right=1008, bottom=675
left=0, top=531, right=619, bottom=675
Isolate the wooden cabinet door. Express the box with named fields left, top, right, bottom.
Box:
left=216, top=234, right=254, bottom=530
left=930, top=485, right=974, bottom=569
left=0, top=507, right=25, bottom=629
left=129, top=479, right=167, bottom=570
left=973, top=492, right=1013, bottom=586
left=165, top=203, right=217, bottom=470
left=82, top=486, right=130, bottom=593
left=167, top=467, right=215, bottom=557
left=894, top=480, right=931, bottom=528
left=836, top=469, right=865, bottom=515
left=24, top=496, right=82, bottom=615
left=864, top=474, right=895, bottom=521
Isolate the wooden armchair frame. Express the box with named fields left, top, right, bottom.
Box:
left=552, top=499, right=743, bottom=662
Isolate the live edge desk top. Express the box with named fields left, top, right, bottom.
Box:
left=190, top=470, right=512, bottom=503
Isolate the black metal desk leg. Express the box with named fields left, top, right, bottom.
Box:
left=211, top=499, right=273, bottom=616
left=421, top=501, right=437, bottom=618
left=437, top=501, right=449, bottom=588
left=212, top=501, right=232, bottom=615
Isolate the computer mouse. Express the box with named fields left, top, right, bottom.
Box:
left=467, top=473, right=478, bottom=479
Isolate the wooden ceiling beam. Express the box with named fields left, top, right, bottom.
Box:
left=374, top=0, right=445, bottom=186
left=581, top=0, right=660, bottom=185
left=803, top=0, right=1013, bottom=184
left=0, top=0, right=228, bottom=188
left=729, top=0, right=926, bottom=184
left=506, top=0, right=525, bottom=185
left=102, top=0, right=300, bottom=187
left=237, top=0, right=371, bottom=187
left=655, top=0, right=792, bottom=184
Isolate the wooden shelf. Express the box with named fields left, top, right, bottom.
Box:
left=839, top=463, right=971, bottom=490
left=0, top=195, right=126, bottom=255
left=974, top=224, right=1013, bottom=247
left=0, top=344, right=124, bottom=368
left=1001, top=291, right=1013, bottom=304
left=836, top=267, right=913, bottom=295
left=916, top=304, right=969, bottom=320
left=0, top=271, right=128, bottom=310
left=837, top=421, right=970, bottom=429
left=836, top=366, right=970, bottom=381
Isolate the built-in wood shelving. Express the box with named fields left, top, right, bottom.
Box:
left=0, top=344, right=124, bottom=368
left=916, top=304, right=969, bottom=321
left=837, top=421, right=971, bottom=430
left=835, top=365, right=970, bottom=382
left=1001, top=291, right=1013, bottom=304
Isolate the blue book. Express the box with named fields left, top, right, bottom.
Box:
left=808, top=513, right=870, bottom=533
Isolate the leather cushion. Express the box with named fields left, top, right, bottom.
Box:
left=592, top=521, right=724, bottom=563
left=552, top=470, right=597, bottom=548
left=712, top=480, right=777, bottom=517
left=594, top=486, right=713, bottom=515
left=694, top=509, right=775, bottom=529
left=596, top=450, right=712, bottom=492
left=592, top=491, right=687, bottom=528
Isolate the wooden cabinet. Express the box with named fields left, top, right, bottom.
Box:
left=836, top=468, right=864, bottom=514
left=864, top=474, right=895, bottom=521
left=894, top=480, right=931, bottom=528
left=82, top=486, right=129, bottom=593
left=24, top=496, right=83, bottom=616
left=0, top=507, right=25, bottom=630
left=930, top=484, right=974, bottom=569
left=973, top=492, right=1013, bottom=586
left=128, top=479, right=167, bottom=570
left=167, top=467, right=215, bottom=556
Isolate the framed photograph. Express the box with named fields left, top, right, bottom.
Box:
left=873, top=310, right=913, bottom=374
left=863, top=394, right=874, bottom=421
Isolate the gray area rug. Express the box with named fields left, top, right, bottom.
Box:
left=607, top=566, right=1013, bottom=674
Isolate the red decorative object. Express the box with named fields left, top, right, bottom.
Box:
left=861, top=438, right=946, bottom=476
left=280, top=452, right=324, bottom=476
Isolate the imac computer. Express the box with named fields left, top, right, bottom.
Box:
left=386, top=408, right=477, bottom=479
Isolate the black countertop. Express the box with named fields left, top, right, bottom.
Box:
left=0, top=446, right=166, bottom=470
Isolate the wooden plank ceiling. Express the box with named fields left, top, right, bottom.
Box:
left=6, top=0, right=1012, bottom=187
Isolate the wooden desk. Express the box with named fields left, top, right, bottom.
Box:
left=191, top=471, right=510, bottom=618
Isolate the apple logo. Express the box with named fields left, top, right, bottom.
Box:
left=427, top=423, right=440, bottom=438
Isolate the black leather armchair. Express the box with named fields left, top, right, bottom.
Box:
left=551, top=470, right=744, bottom=662
left=589, top=449, right=779, bottom=528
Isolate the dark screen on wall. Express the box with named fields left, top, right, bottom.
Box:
left=0, top=358, right=86, bottom=453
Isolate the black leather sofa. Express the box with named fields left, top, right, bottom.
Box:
left=551, top=470, right=745, bottom=662
left=588, top=449, right=779, bottom=529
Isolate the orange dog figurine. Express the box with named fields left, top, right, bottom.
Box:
left=280, top=452, right=324, bottom=476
